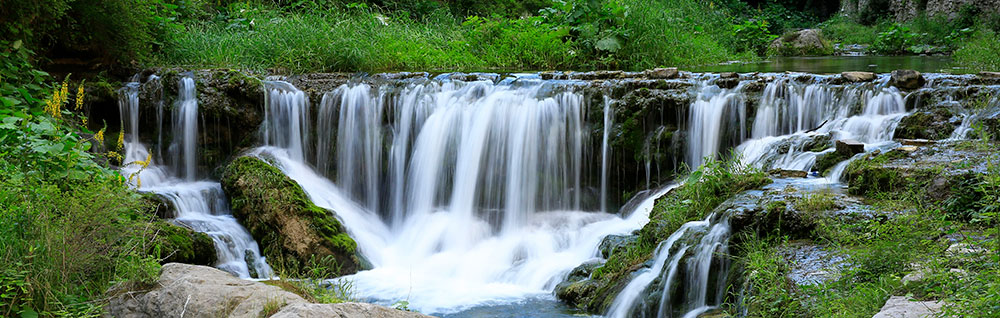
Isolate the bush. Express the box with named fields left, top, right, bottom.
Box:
left=871, top=23, right=916, bottom=54
left=732, top=17, right=778, bottom=56
left=955, top=30, right=1000, bottom=72
left=0, top=48, right=166, bottom=317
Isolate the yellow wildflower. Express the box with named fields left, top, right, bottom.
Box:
left=117, top=129, right=124, bottom=150
left=142, top=153, right=152, bottom=168
left=82, top=117, right=88, bottom=126
left=60, top=82, right=69, bottom=105
left=95, top=127, right=105, bottom=144
left=76, top=84, right=85, bottom=110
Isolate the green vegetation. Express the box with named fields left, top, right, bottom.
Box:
left=0, top=40, right=177, bottom=317
left=955, top=30, right=1000, bottom=72
left=154, top=0, right=762, bottom=72
left=738, top=235, right=802, bottom=318
left=735, top=142, right=1000, bottom=317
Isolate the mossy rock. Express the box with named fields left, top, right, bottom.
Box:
left=895, top=108, right=957, bottom=140
left=149, top=220, right=218, bottom=266
left=813, top=150, right=848, bottom=176
left=221, top=156, right=362, bottom=277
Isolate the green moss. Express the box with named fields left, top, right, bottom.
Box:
left=149, top=220, right=217, bottom=266
left=813, top=151, right=848, bottom=176
left=222, top=156, right=360, bottom=277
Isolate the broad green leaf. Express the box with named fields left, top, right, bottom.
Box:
left=595, top=36, right=622, bottom=52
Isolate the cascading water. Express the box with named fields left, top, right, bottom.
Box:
left=119, top=77, right=273, bottom=279
left=249, top=78, right=680, bottom=314
left=727, top=75, right=906, bottom=177
left=172, top=77, right=199, bottom=181
left=686, top=80, right=746, bottom=168
left=109, top=69, right=973, bottom=316
left=606, top=213, right=731, bottom=318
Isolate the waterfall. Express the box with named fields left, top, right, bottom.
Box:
left=119, top=77, right=273, bottom=279
left=686, top=82, right=746, bottom=168
left=601, top=96, right=613, bottom=212
left=734, top=76, right=907, bottom=174
left=251, top=78, right=679, bottom=314
left=172, top=77, right=199, bottom=181
left=606, top=214, right=731, bottom=318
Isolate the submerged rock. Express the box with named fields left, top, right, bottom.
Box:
left=844, top=142, right=998, bottom=211
left=221, top=156, right=363, bottom=276
left=599, top=235, right=638, bottom=258
left=106, top=263, right=428, bottom=318
left=890, top=70, right=926, bottom=90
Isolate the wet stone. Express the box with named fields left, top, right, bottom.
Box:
left=836, top=139, right=865, bottom=155
left=841, top=71, right=876, bottom=82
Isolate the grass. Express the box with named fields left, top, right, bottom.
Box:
left=955, top=30, right=1000, bottom=72
left=738, top=234, right=801, bottom=318
left=818, top=16, right=883, bottom=45
left=154, top=0, right=752, bottom=73
left=258, top=297, right=286, bottom=318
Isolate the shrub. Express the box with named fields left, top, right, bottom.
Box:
left=732, top=17, right=778, bottom=56
left=955, top=30, right=1000, bottom=72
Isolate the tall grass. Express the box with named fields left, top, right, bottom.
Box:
left=618, top=0, right=752, bottom=70
left=158, top=5, right=574, bottom=73
left=155, top=0, right=752, bottom=73
left=955, top=30, right=1000, bottom=71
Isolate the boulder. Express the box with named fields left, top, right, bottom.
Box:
left=106, top=263, right=307, bottom=318
left=841, top=71, right=876, bottom=82
left=719, top=72, right=738, bottom=79
left=835, top=139, right=865, bottom=156
left=872, top=296, right=942, bottom=318
left=769, top=29, right=833, bottom=56
left=150, top=220, right=218, bottom=266
left=599, top=234, right=637, bottom=258
left=221, top=156, right=363, bottom=276
left=645, top=67, right=679, bottom=79
left=890, top=70, right=926, bottom=90
left=106, top=263, right=428, bottom=318
left=895, top=109, right=956, bottom=140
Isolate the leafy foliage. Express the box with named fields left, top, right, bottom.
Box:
left=0, top=40, right=168, bottom=317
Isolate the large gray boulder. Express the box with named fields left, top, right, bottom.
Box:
left=106, top=263, right=430, bottom=318
left=769, top=29, right=833, bottom=56
left=872, top=296, right=943, bottom=318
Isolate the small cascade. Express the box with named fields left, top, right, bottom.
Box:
left=734, top=76, right=907, bottom=175
left=119, top=77, right=273, bottom=279
left=607, top=213, right=731, bottom=318
left=172, top=77, right=199, bottom=181
left=687, top=82, right=746, bottom=168
left=601, top=96, right=613, bottom=212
